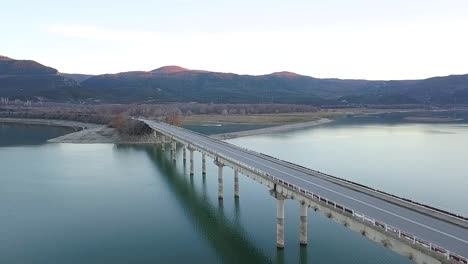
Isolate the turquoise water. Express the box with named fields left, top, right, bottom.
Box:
left=228, top=118, right=468, bottom=216
left=0, top=123, right=411, bottom=264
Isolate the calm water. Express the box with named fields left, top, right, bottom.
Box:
left=228, top=117, right=468, bottom=216
left=0, top=123, right=412, bottom=264
left=0, top=123, right=74, bottom=146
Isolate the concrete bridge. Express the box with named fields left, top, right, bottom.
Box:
left=140, top=118, right=468, bottom=264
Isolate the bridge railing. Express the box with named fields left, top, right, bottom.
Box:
left=205, top=132, right=468, bottom=224
left=147, top=121, right=467, bottom=264
left=236, top=159, right=468, bottom=264
left=162, top=121, right=468, bottom=224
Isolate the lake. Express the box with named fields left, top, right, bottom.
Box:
left=3, top=117, right=466, bottom=263
left=227, top=116, right=468, bottom=216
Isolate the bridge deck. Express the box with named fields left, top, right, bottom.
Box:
left=142, top=119, right=468, bottom=259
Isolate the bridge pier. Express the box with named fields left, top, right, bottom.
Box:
left=183, top=147, right=186, bottom=162
left=141, top=121, right=467, bottom=264
left=276, top=195, right=285, bottom=249
left=189, top=148, right=194, bottom=175
left=300, top=202, right=308, bottom=246
left=202, top=154, right=206, bottom=175
left=161, top=135, right=166, bottom=151
left=171, top=141, right=177, bottom=161
left=234, top=168, right=239, bottom=198
left=215, top=160, right=224, bottom=200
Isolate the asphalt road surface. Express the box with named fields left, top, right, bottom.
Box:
left=142, top=119, right=468, bottom=259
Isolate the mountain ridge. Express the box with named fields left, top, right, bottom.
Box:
left=151, top=66, right=189, bottom=74
left=1, top=55, right=468, bottom=105
left=0, top=56, right=85, bottom=101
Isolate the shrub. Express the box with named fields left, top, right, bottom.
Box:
left=109, top=113, right=152, bottom=136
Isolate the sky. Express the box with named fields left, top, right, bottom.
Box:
left=2, top=0, right=468, bottom=80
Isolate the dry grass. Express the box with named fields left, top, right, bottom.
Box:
left=182, top=108, right=400, bottom=125
left=183, top=111, right=340, bottom=125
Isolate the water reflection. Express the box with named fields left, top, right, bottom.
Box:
left=299, top=246, right=308, bottom=264
left=275, top=249, right=285, bottom=264
left=119, top=145, right=273, bottom=264
left=234, top=198, right=241, bottom=225
left=0, top=131, right=411, bottom=264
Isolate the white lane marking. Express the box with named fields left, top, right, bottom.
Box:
left=148, top=122, right=468, bottom=245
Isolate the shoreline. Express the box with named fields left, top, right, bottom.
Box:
left=1, top=117, right=336, bottom=143
left=49, top=118, right=334, bottom=143
left=3, top=107, right=466, bottom=144
left=0, top=117, right=100, bottom=131
left=47, top=124, right=163, bottom=144
left=0, top=117, right=163, bottom=144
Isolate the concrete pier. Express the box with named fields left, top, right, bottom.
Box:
left=183, top=147, right=186, bottom=162
left=189, top=148, right=194, bottom=175
left=171, top=141, right=177, bottom=161
left=202, top=154, right=206, bottom=175
left=141, top=120, right=468, bottom=263
left=234, top=169, right=239, bottom=198
left=277, top=196, right=285, bottom=249
left=215, top=160, right=224, bottom=200
left=300, top=202, right=308, bottom=245
left=161, top=136, right=166, bottom=151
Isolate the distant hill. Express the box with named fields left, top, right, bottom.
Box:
left=151, top=66, right=190, bottom=74
left=82, top=66, right=468, bottom=104
left=0, top=56, right=85, bottom=101
left=1, top=55, right=468, bottom=105
left=0, top=56, right=57, bottom=75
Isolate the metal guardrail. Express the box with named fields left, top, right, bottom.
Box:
left=204, top=131, right=468, bottom=224
left=162, top=121, right=468, bottom=223
left=147, top=120, right=468, bottom=264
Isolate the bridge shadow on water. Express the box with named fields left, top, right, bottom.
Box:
left=118, top=145, right=284, bottom=264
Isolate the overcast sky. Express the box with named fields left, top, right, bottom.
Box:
left=2, top=0, right=468, bottom=80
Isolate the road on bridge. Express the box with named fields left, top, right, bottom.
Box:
left=141, top=119, right=468, bottom=259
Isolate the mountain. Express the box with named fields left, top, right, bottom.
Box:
left=0, top=56, right=85, bottom=101
left=1, top=55, right=468, bottom=105
left=0, top=56, right=57, bottom=75
left=151, top=66, right=190, bottom=74
left=0, top=56, right=13, bottom=61
left=82, top=67, right=468, bottom=104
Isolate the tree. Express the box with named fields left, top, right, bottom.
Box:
left=109, top=113, right=128, bottom=129
left=165, top=112, right=182, bottom=127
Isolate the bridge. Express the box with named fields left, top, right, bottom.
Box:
left=140, top=118, right=468, bottom=264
